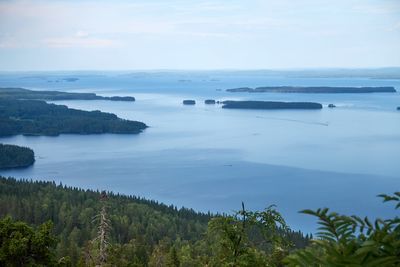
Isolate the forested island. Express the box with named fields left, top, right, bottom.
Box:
left=226, top=86, right=396, bottom=93
left=183, top=100, right=196, bottom=105
left=0, top=87, right=135, bottom=101
left=0, top=177, right=398, bottom=266
left=205, top=99, right=216, bottom=104
left=222, top=100, right=323, bottom=110
left=0, top=144, right=34, bottom=169
left=0, top=98, right=147, bottom=136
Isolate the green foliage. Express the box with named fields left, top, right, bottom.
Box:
left=285, top=192, right=400, bottom=267
left=0, top=143, right=35, bottom=169
left=0, top=176, right=210, bottom=266
left=0, top=216, right=67, bottom=266
left=0, top=98, right=147, bottom=136
left=106, top=238, right=149, bottom=267
left=207, top=203, right=297, bottom=266
left=166, top=246, right=180, bottom=267
left=0, top=176, right=310, bottom=266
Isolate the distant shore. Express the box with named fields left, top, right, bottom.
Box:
left=0, top=87, right=136, bottom=101
left=226, top=86, right=396, bottom=93
left=0, top=87, right=147, bottom=137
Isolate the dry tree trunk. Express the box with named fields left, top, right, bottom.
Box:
left=95, top=191, right=110, bottom=267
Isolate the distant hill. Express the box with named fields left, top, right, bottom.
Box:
left=213, top=67, right=400, bottom=80
left=226, top=86, right=396, bottom=93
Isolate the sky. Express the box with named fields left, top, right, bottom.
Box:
left=0, top=0, right=399, bottom=71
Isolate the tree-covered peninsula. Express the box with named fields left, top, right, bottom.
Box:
left=226, top=86, right=397, bottom=93
left=0, top=87, right=135, bottom=101
left=0, top=144, right=34, bottom=169
left=222, top=100, right=323, bottom=110
left=0, top=99, right=147, bottom=136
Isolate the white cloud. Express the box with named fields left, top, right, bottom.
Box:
left=0, top=0, right=399, bottom=69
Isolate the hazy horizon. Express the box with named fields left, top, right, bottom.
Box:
left=1, top=67, right=400, bottom=73
left=1, top=0, right=400, bottom=71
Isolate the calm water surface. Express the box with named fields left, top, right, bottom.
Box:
left=0, top=71, right=399, bottom=232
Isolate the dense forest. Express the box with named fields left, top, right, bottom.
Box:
left=0, top=144, right=35, bottom=169
left=0, top=177, right=398, bottom=266
left=0, top=176, right=311, bottom=266
left=0, top=87, right=135, bottom=101
left=0, top=99, right=147, bottom=136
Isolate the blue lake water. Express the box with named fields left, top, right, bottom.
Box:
left=0, top=71, right=399, bottom=233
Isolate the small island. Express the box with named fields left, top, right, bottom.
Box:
left=204, top=99, right=216, bottom=104
left=222, top=101, right=323, bottom=110
left=328, top=104, right=336, bottom=108
left=183, top=100, right=196, bottom=105
left=226, top=86, right=396, bottom=94
left=107, top=96, right=136, bottom=101
left=62, top=77, right=79, bottom=82
left=0, top=99, right=147, bottom=136
left=0, top=144, right=35, bottom=169
left=397, top=107, right=400, bottom=110
left=0, top=87, right=135, bottom=101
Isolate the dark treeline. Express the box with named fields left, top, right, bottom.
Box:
left=0, top=143, right=35, bottom=169
left=182, top=100, right=196, bottom=105
left=222, top=101, right=323, bottom=110
left=0, top=99, right=147, bottom=136
left=0, top=176, right=310, bottom=266
left=0, top=87, right=135, bottom=101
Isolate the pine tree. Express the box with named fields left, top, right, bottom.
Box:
left=166, top=246, right=180, bottom=267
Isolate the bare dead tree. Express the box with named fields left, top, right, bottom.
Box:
left=93, top=191, right=110, bottom=267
